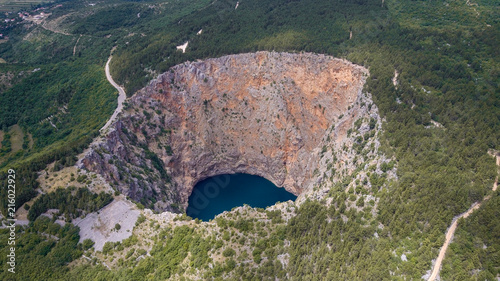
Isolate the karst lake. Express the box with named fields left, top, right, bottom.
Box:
left=186, top=173, right=297, bottom=221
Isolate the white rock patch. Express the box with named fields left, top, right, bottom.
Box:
left=392, top=69, right=399, bottom=88
left=74, top=197, right=140, bottom=251
left=176, top=41, right=189, bottom=53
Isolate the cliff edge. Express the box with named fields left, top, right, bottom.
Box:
left=81, top=51, right=374, bottom=212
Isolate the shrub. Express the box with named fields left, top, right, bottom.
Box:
left=223, top=247, right=235, bottom=257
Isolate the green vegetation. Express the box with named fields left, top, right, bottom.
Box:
left=0, top=60, right=117, bottom=214
left=61, top=225, right=215, bottom=280
left=0, top=0, right=497, bottom=279
left=441, top=193, right=500, bottom=280
left=0, top=62, right=116, bottom=149
left=27, top=186, right=113, bottom=221
left=0, top=216, right=83, bottom=280
left=0, top=0, right=50, bottom=13
left=0, top=131, right=11, bottom=155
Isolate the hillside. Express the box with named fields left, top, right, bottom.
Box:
left=0, top=0, right=498, bottom=280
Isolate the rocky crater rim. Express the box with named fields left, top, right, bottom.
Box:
left=83, top=51, right=372, bottom=212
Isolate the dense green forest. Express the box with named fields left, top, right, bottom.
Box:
left=0, top=217, right=84, bottom=280
left=441, top=193, right=500, bottom=280
left=0, top=60, right=117, bottom=213
left=27, top=186, right=113, bottom=221
left=0, top=0, right=497, bottom=279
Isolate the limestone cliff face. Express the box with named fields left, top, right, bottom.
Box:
left=81, top=52, right=371, bottom=211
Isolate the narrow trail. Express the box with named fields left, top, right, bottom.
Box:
left=428, top=153, right=499, bottom=281
left=73, top=34, right=82, bottom=56
left=100, top=53, right=126, bottom=133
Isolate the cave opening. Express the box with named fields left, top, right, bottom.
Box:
left=186, top=173, right=297, bottom=221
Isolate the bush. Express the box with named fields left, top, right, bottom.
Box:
left=136, top=214, right=146, bottom=226
left=82, top=239, right=95, bottom=250
left=223, top=247, right=235, bottom=257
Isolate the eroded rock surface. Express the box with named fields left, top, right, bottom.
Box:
left=81, top=51, right=372, bottom=212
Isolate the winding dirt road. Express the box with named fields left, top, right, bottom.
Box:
left=428, top=153, right=499, bottom=281
left=73, top=34, right=82, bottom=56
left=100, top=55, right=126, bottom=133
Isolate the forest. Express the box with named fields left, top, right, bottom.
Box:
left=0, top=59, right=117, bottom=213
left=0, top=0, right=497, bottom=279
left=27, top=186, right=113, bottom=222
left=0, top=216, right=84, bottom=280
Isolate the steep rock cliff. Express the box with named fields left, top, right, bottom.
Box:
left=81, top=51, right=373, bottom=212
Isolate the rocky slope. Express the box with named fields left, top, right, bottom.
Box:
left=81, top=51, right=375, bottom=212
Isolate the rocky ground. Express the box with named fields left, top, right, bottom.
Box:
left=74, top=196, right=140, bottom=251
left=81, top=51, right=376, bottom=212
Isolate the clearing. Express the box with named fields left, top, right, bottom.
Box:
left=74, top=196, right=140, bottom=251
left=9, top=124, right=23, bottom=152
left=176, top=41, right=189, bottom=53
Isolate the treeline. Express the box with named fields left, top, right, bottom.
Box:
left=0, top=216, right=83, bottom=279
left=28, top=186, right=113, bottom=221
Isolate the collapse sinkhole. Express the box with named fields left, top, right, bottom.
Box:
left=82, top=51, right=376, bottom=213
left=186, top=173, right=297, bottom=221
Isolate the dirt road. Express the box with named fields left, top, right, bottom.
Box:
left=73, top=34, right=82, bottom=56
left=428, top=153, right=499, bottom=281
left=100, top=55, right=126, bottom=133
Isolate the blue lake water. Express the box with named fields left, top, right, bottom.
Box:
left=186, top=173, right=297, bottom=221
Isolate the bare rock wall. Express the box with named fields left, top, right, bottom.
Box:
left=81, top=51, right=372, bottom=212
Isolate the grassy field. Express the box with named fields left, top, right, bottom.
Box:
left=8, top=124, right=22, bottom=151
left=0, top=0, right=51, bottom=12
left=0, top=124, right=24, bottom=164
